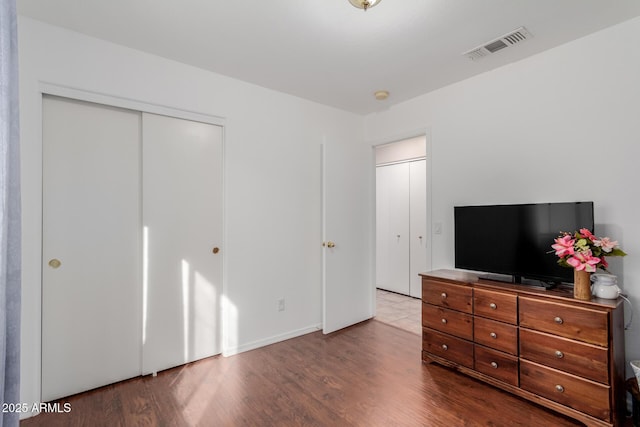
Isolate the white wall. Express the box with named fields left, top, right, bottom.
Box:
left=365, top=16, right=640, bottom=371
left=18, top=17, right=366, bottom=408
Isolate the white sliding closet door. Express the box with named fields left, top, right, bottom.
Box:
left=376, top=162, right=410, bottom=295
left=409, top=160, right=427, bottom=298
left=142, top=113, right=223, bottom=374
left=376, top=159, right=427, bottom=298
left=42, top=96, right=142, bottom=401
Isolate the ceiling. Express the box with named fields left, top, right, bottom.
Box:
left=16, top=0, right=640, bottom=115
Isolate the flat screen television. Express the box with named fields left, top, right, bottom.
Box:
left=454, top=201, right=594, bottom=285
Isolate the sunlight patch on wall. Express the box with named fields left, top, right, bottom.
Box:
left=222, top=295, right=238, bottom=355
left=142, top=226, right=149, bottom=344
left=181, top=259, right=191, bottom=362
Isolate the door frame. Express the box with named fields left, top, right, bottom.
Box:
left=369, top=128, right=433, bottom=311
left=36, top=82, right=227, bottom=401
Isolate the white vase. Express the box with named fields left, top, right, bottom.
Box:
left=591, top=274, right=620, bottom=299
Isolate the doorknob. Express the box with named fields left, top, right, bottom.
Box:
left=323, top=241, right=336, bottom=248
left=48, top=259, right=62, bottom=269
left=212, top=247, right=220, bottom=254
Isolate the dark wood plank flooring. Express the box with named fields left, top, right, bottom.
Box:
left=22, top=320, right=592, bottom=426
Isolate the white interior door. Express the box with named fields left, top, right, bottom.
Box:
left=322, top=142, right=373, bottom=334
left=409, top=159, right=428, bottom=298
left=42, top=96, right=142, bottom=401
left=375, top=163, right=410, bottom=294
left=142, top=113, right=223, bottom=374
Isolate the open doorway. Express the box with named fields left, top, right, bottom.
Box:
left=374, top=135, right=430, bottom=335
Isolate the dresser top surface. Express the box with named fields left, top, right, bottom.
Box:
left=420, top=269, right=621, bottom=309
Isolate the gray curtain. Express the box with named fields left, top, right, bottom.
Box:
left=0, top=0, right=21, bottom=426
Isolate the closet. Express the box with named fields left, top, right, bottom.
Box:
left=41, top=95, right=222, bottom=401
left=375, top=138, right=427, bottom=298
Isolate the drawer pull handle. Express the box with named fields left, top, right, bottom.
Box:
left=555, top=350, right=564, bottom=359
left=555, top=385, right=565, bottom=393
left=441, top=344, right=448, bottom=351
left=490, top=332, right=497, bottom=339
left=441, top=318, right=447, bottom=324
left=490, top=362, right=498, bottom=369
left=489, top=303, right=497, bottom=310
left=554, top=316, right=563, bottom=324
left=441, top=292, right=447, bottom=299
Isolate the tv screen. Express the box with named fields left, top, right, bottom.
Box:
left=454, top=202, right=594, bottom=284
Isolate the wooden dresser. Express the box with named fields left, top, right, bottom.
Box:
left=421, top=269, right=626, bottom=427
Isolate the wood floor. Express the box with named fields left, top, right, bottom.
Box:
left=22, top=319, right=591, bottom=427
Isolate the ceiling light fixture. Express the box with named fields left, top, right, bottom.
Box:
left=348, top=0, right=382, bottom=11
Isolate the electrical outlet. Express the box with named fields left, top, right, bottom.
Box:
left=278, top=298, right=285, bottom=312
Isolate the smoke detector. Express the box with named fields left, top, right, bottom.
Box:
left=374, top=90, right=389, bottom=101
left=463, top=27, right=533, bottom=61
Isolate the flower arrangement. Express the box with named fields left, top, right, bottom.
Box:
left=551, top=228, right=626, bottom=273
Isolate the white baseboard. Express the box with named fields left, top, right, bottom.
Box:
left=222, top=323, right=322, bottom=357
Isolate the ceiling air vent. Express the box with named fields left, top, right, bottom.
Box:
left=463, top=27, right=533, bottom=61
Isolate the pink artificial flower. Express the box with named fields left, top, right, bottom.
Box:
left=579, top=228, right=596, bottom=241
left=594, top=237, right=618, bottom=253
left=566, top=249, right=601, bottom=273
left=552, top=235, right=575, bottom=257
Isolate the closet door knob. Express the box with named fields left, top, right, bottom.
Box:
left=48, top=259, right=61, bottom=269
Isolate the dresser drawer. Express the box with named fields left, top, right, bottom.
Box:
left=519, top=328, right=609, bottom=384
left=474, top=288, right=517, bottom=324
left=520, top=360, right=611, bottom=421
left=423, top=280, right=473, bottom=313
left=422, top=328, right=473, bottom=369
left=519, top=297, right=608, bottom=346
left=474, top=316, right=518, bottom=355
left=474, top=345, right=518, bottom=386
left=422, top=303, right=473, bottom=340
